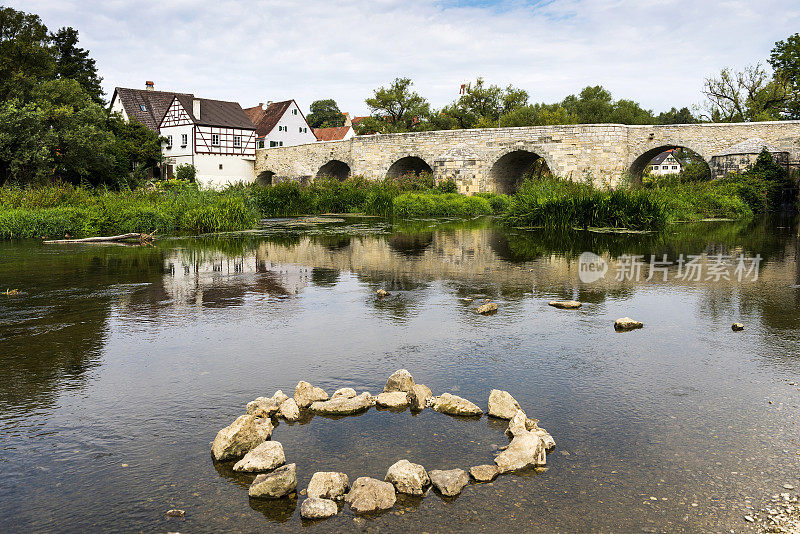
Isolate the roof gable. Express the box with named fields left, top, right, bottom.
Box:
left=169, top=95, right=255, bottom=130
left=243, top=100, right=310, bottom=137
left=112, top=87, right=193, bottom=131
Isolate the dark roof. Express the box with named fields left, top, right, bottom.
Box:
left=172, top=95, right=255, bottom=129
left=313, top=126, right=352, bottom=141
left=112, top=87, right=193, bottom=131
left=650, top=150, right=680, bottom=165
left=243, top=100, right=294, bottom=137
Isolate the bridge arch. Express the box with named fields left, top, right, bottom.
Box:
left=487, top=149, right=554, bottom=194
left=256, top=170, right=275, bottom=186
left=628, top=144, right=712, bottom=185
left=316, top=160, right=351, bottom=181
left=386, top=156, right=433, bottom=178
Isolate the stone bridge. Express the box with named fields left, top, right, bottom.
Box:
left=254, top=121, right=800, bottom=193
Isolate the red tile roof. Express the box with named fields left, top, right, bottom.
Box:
left=313, top=126, right=353, bottom=141
left=243, top=100, right=294, bottom=138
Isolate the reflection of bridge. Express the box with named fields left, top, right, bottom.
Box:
left=254, top=121, right=800, bottom=193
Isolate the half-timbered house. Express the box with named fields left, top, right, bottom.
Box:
left=159, top=95, right=257, bottom=187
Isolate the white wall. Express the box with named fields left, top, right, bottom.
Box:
left=261, top=101, right=317, bottom=148
left=161, top=124, right=194, bottom=158
left=109, top=93, right=128, bottom=120
left=650, top=155, right=682, bottom=176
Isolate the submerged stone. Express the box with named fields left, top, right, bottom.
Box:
left=249, top=463, right=297, bottom=498
left=246, top=397, right=280, bottom=418
left=548, top=300, right=582, bottom=309
left=345, top=477, right=396, bottom=514
left=477, top=302, right=498, bottom=315
left=469, top=464, right=500, bottom=482
left=301, top=497, right=338, bottom=519
left=614, top=317, right=643, bottom=331
left=233, top=441, right=285, bottom=472
left=732, top=322, right=744, bottom=331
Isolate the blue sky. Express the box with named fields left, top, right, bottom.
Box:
left=9, top=0, right=800, bottom=116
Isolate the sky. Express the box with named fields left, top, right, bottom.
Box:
left=9, top=0, right=800, bottom=116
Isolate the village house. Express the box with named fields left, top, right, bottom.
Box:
left=243, top=100, right=317, bottom=148
left=313, top=125, right=355, bottom=142
left=110, top=82, right=257, bottom=187
left=649, top=150, right=682, bottom=176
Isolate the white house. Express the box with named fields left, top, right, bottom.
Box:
left=110, top=82, right=257, bottom=187
left=159, top=95, right=257, bottom=187
left=243, top=100, right=317, bottom=148
left=649, top=150, right=683, bottom=176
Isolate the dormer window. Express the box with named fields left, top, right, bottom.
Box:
left=140, top=104, right=147, bottom=111
left=292, top=109, right=298, bottom=115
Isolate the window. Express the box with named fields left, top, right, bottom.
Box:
left=181, top=134, right=188, bottom=147
left=292, top=109, right=298, bottom=115
left=219, top=164, right=223, bottom=170
left=299, top=127, right=302, bottom=133
left=304, top=127, right=307, bottom=133
left=270, top=141, right=278, bottom=147
left=234, top=135, right=242, bottom=147
left=662, top=165, right=668, bottom=170
left=140, top=104, right=147, bottom=111
left=652, top=165, right=658, bottom=170
left=258, top=140, right=264, bottom=148
left=166, top=135, right=173, bottom=148
left=212, top=134, right=220, bottom=146
left=672, top=166, right=678, bottom=170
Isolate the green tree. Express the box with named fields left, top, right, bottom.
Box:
left=440, top=78, right=529, bottom=129
left=701, top=64, right=787, bottom=122
left=362, top=77, right=430, bottom=133
left=609, top=99, right=655, bottom=124
left=107, top=115, right=164, bottom=187
left=657, top=107, right=697, bottom=124
left=306, top=99, right=345, bottom=128
left=499, top=102, right=576, bottom=127
left=770, top=33, right=800, bottom=119
left=51, top=27, right=104, bottom=104
left=0, top=7, right=55, bottom=100
left=563, top=86, right=614, bottom=123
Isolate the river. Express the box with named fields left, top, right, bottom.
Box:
left=0, top=216, right=798, bottom=532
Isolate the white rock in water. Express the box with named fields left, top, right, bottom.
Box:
left=614, top=317, right=643, bottom=331
left=301, top=497, right=338, bottom=519
left=345, top=477, right=396, bottom=514
left=332, top=387, right=357, bottom=399
left=408, top=384, right=433, bottom=412
left=211, top=414, right=272, bottom=461
left=548, top=300, right=582, bottom=309
left=385, top=459, right=429, bottom=495
left=429, top=468, right=469, bottom=497
left=272, top=390, right=289, bottom=404
left=294, top=381, right=329, bottom=408
left=246, top=397, right=279, bottom=418
left=494, top=432, right=546, bottom=473
left=310, top=392, right=374, bottom=415
left=469, top=464, right=500, bottom=482
left=507, top=409, right=531, bottom=437
left=376, top=391, right=410, bottom=409
left=307, top=472, right=350, bottom=500
left=383, top=369, right=415, bottom=393
left=233, top=441, right=285, bottom=472
left=477, top=302, right=498, bottom=315
left=248, top=463, right=297, bottom=498
left=488, top=389, right=521, bottom=420
left=277, top=398, right=300, bottom=422
left=432, top=393, right=482, bottom=416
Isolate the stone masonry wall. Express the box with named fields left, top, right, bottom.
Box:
left=254, top=121, right=800, bottom=193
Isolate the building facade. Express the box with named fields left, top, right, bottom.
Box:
left=649, top=150, right=682, bottom=176
left=243, top=100, right=316, bottom=149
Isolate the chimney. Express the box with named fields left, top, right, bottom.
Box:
left=343, top=112, right=352, bottom=127
left=145, top=81, right=154, bottom=91
left=193, top=98, right=201, bottom=120
left=263, top=101, right=273, bottom=111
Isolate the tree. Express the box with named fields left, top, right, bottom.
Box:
left=770, top=33, right=800, bottom=119
left=657, top=107, right=697, bottom=124
left=499, top=102, right=577, bottom=127
left=306, top=99, right=345, bottom=128
left=107, top=115, right=164, bottom=187
left=609, top=99, right=655, bottom=125
left=701, top=64, right=787, bottom=122
left=439, top=78, right=529, bottom=129
left=0, top=7, right=54, bottom=100
left=362, top=77, right=430, bottom=133
left=51, top=27, right=104, bottom=104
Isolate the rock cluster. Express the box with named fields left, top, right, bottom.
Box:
left=212, top=370, right=556, bottom=523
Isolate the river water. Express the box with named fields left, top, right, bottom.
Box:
left=0, top=216, right=798, bottom=533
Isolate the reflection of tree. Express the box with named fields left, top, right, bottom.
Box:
left=311, top=268, right=340, bottom=287
left=387, top=231, right=433, bottom=257
left=0, top=245, right=165, bottom=412
left=310, top=234, right=351, bottom=251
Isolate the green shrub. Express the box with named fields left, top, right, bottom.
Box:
left=0, top=207, right=92, bottom=239
left=476, top=192, right=511, bottom=214
left=393, top=192, right=492, bottom=218
left=175, top=164, right=197, bottom=182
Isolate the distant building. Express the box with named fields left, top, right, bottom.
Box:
left=313, top=125, right=355, bottom=141
left=111, top=82, right=257, bottom=187
left=243, top=100, right=316, bottom=148
left=649, top=150, right=682, bottom=175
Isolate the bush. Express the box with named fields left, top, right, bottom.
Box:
left=393, top=192, right=492, bottom=218
left=175, top=164, right=197, bottom=182
left=476, top=192, right=511, bottom=214
left=0, top=207, right=92, bottom=239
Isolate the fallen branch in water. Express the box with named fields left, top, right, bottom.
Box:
left=43, top=232, right=155, bottom=244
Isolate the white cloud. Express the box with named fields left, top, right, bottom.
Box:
left=8, top=0, right=800, bottom=115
